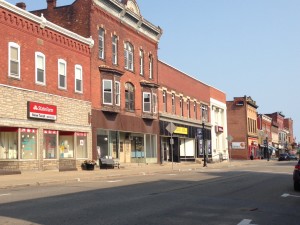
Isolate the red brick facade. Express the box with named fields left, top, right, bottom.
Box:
left=0, top=1, right=93, bottom=171
left=33, top=0, right=163, bottom=163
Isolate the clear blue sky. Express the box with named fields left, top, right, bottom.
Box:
left=7, top=0, right=300, bottom=142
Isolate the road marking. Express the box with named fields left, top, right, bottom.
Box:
left=166, top=174, right=177, bottom=176
left=0, top=193, right=11, bottom=197
left=281, top=193, right=300, bottom=198
left=107, top=180, right=122, bottom=183
left=237, top=219, right=258, bottom=225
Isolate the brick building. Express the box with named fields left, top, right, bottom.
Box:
left=158, top=61, right=228, bottom=163
left=33, top=0, right=163, bottom=164
left=257, top=114, right=272, bottom=158
left=227, top=96, right=259, bottom=160
left=0, top=1, right=94, bottom=171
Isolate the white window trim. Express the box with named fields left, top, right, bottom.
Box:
left=124, top=42, right=134, bottom=71
left=58, top=59, right=67, bottom=90
left=75, top=64, right=83, bottom=93
left=149, top=55, right=153, bottom=79
left=143, top=92, right=151, bottom=113
left=99, top=28, right=105, bottom=59
left=152, top=93, right=157, bottom=113
left=112, top=35, right=118, bottom=65
left=139, top=49, right=144, bottom=75
left=115, top=81, right=120, bottom=106
left=103, top=79, right=113, bottom=105
left=8, top=42, right=20, bottom=79
left=35, top=52, right=46, bottom=85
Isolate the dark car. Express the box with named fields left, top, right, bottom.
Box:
left=293, top=160, right=300, bottom=191
left=278, top=153, right=298, bottom=161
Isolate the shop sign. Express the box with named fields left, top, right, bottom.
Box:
left=174, top=127, right=188, bottom=135
left=21, top=128, right=36, bottom=133
left=231, top=142, right=246, bottom=149
left=28, top=102, right=57, bottom=121
left=76, top=132, right=87, bottom=136
left=44, top=130, right=57, bottom=134
left=215, top=126, right=224, bottom=133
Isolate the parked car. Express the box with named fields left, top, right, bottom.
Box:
left=278, top=153, right=298, bottom=161
left=293, top=160, right=300, bottom=191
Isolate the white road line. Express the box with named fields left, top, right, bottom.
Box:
left=281, top=193, right=300, bottom=198
left=166, top=174, right=177, bottom=176
left=0, top=193, right=11, bottom=197
left=107, top=180, right=123, bottom=183
left=237, top=219, right=258, bottom=225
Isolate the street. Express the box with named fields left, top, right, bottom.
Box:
left=0, top=161, right=299, bottom=225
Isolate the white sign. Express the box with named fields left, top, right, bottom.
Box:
left=231, top=142, right=246, bottom=149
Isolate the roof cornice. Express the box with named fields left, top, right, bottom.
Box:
left=0, top=0, right=94, bottom=48
left=93, top=0, right=162, bottom=42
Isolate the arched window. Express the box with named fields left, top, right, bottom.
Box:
left=125, top=82, right=135, bottom=111
left=124, top=42, right=134, bottom=71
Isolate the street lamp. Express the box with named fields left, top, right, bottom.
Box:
left=202, top=121, right=207, bottom=167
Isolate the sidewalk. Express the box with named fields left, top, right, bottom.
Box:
left=0, top=160, right=270, bottom=189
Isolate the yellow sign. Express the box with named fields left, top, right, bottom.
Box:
left=174, top=127, right=188, bottom=135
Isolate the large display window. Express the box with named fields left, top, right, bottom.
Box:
left=0, top=127, right=18, bottom=159
left=21, top=128, right=37, bottom=159
left=44, top=130, right=57, bottom=159
left=59, top=132, right=74, bottom=158
left=76, top=132, right=87, bottom=158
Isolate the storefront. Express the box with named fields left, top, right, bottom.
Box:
left=160, top=120, right=211, bottom=163
left=92, top=110, right=159, bottom=165
left=0, top=86, right=92, bottom=172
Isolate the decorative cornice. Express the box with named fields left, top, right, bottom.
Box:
left=0, top=0, right=94, bottom=48
left=93, top=0, right=162, bottom=42
left=99, top=65, right=124, bottom=76
left=140, top=80, right=159, bottom=88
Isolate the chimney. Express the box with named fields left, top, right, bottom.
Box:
left=47, top=0, right=57, bottom=9
left=16, top=2, right=26, bottom=10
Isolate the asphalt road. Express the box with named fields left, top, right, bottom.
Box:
left=0, top=161, right=299, bottom=225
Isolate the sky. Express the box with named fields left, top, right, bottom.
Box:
left=6, top=0, right=300, bottom=142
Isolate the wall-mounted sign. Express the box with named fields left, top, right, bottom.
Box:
left=28, top=101, right=57, bottom=121
left=231, top=142, right=246, bottom=149
left=174, top=127, right=188, bottom=135
left=215, top=126, right=224, bottom=133
left=235, top=101, right=244, bottom=106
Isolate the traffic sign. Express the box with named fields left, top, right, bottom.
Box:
left=166, top=122, right=177, bottom=134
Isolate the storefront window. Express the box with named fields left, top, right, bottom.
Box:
left=59, top=132, right=74, bottom=158
left=43, top=130, right=57, bottom=159
left=131, top=136, right=144, bottom=158
left=145, top=134, right=157, bottom=158
left=76, top=132, right=87, bottom=158
left=21, top=128, right=37, bottom=159
left=0, top=127, right=18, bottom=159
left=97, top=129, right=109, bottom=158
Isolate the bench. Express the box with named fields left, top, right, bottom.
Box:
left=99, top=158, right=120, bottom=169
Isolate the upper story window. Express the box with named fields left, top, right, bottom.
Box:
left=139, top=49, right=144, bottom=76
left=187, top=99, right=190, bottom=118
left=58, top=59, right=67, bottom=89
left=9, top=42, right=20, bottom=79
left=201, top=104, right=208, bottom=122
left=194, top=101, right=197, bottom=119
left=125, top=82, right=135, bottom=111
left=143, top=92, right=151, bottom=113
left=103, top=79, right=112, bottom=105
left=152, top=93, right=157, bottom=113
left=112, top=35, right=118, bottom=65
left=75, top=64, right=83, bottom=93
left=163, top=90, right=167, bottom=112
left=35, top=52, right=46, bottom=85
left=149, top=54, right=153, bottom=79
left=115, top=81, right=120, bottom=106
left=124, top=42, right=134, bottom=71
left=98, top=28, right=105, bottom=59
left=180, top=96, right=183, bottom=117
left=172, top=93, right=175, bottom=114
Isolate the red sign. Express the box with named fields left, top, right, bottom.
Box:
left=215, top=126, right=224, bottom=133
left=28, top=102, right=57, bottom=121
